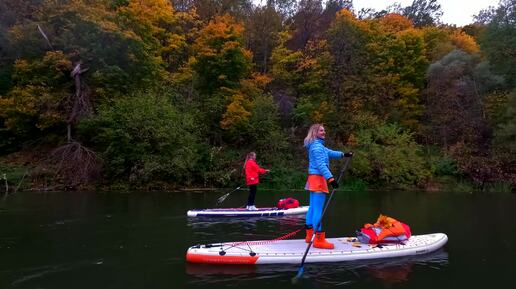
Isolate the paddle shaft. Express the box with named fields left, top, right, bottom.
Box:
left=296, top=156, right=352, bottom=276
left=216, top=173, right=273, bottom=205
left=216, top=186, right=241, bottom=205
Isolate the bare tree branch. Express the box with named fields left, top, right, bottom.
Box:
left=50, top=141, right=101, bottom=187
left=37, top=24, right=54, bottom=50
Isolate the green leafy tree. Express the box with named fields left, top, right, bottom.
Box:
left=269, top=30, right=335, bottom=129
left=248, top=93, right=288, bottom=159
left=291, top=39, right=333, bottom=126
left=350, top=123, right=429, bottom=187
left=476, top=0, right=516, bottom=87
left=402, top=0, right=443, bottom=27
left=492, top=90, right=516, bottom=184
left=268, top=30, right=303, bottom=125
left=425, top=49, right=507, bottom=187
left=0, top=0, right=46, bottom=94
left=6, top=0, right=165, bottom=99
left=270, top=30, right=303, bottom=90
left=172, top=0, right=253, bottom=21
left=425, top=49, right=502, bottom=149
left=245, top=3, right=282, bottom=73
left=493, top=91, right=516, bottom=154
left=190, top=14, right=252, bottom=95
left=0, top=51, right=72, bottom=139
left=78, top=94, right=199, bottom=185
left=372, top=25, right=428, bottom=132
left=326, top=9, right=375, bottom=136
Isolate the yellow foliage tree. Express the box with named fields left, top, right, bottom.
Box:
left=422, top=27, right=480, bottom=62
left=378, top=13, right=414, bottom=33
left=118, top=0, right=189, bottom=72
left=220, top=92, right=252, bottom=132
left=450, top=30, right=480, bottom=54
left=0, top=51, right=72, bottom=136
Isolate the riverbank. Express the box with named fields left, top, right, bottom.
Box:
left=1, top=158, right=512, bottom=194
left=2, top=143, right=514, bottom=194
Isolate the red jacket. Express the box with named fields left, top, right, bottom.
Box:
left=244, top=159, right=267, bottom=185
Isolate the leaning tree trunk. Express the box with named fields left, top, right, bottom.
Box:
left=36, top=25, right=100, bottom=189
left=49, top=61, right=100, bottom=188
left=67, top=62, right=91, bottom=142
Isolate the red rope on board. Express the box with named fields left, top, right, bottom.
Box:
left=227, top=228, right=303, bottom=247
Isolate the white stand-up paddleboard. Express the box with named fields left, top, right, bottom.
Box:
left=186, top=233, right=448, bottom=265
left=186, top=206, right=309, bottom=217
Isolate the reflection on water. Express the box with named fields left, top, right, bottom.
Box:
left=186, top=250, right=448, bottom=286
left=187, top=215, right=305, bottom=228
left=187, top=215, right=306, bottom=242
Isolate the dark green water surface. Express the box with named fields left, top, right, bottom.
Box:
left=1, top=189, right=515, bottom=289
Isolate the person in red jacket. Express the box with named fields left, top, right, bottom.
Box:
left=244, top=152, right=269, bottom=210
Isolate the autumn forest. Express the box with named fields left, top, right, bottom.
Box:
left=0, top=0, right=515, bottom=192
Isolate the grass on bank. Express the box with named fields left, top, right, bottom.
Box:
left=0, top=161, right=30, bottom=193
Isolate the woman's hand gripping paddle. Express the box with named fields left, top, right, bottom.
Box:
left=292, top=155, right=353, bottom=283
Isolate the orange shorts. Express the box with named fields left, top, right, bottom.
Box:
left=305, top=175, right=329, bottom=193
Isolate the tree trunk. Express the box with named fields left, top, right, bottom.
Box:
left=67, top=124, right=72, bottom=143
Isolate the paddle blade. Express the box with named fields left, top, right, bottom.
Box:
left=216, top=193, right=229, bottom=204
left=292, top=267, right=304, bottom=284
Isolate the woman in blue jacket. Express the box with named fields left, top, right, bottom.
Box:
left=304, top=123, right=352, bottom=249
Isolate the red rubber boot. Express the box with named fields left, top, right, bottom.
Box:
left=313, top=231, right=334, bottom=249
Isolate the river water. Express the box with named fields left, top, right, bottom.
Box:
left=0, top=189, right=515, bottom=289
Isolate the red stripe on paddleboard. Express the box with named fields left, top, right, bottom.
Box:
left=186, top=253, right=259, bottom=264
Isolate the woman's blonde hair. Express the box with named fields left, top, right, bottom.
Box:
left=243, top=152, right=256, bottom=169
left=304, top=124, right=323, bottom=146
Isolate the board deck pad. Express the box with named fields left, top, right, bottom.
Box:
left=187, top=206, right=309, bottom=217
left=186, top=233, right=448, bottom=264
